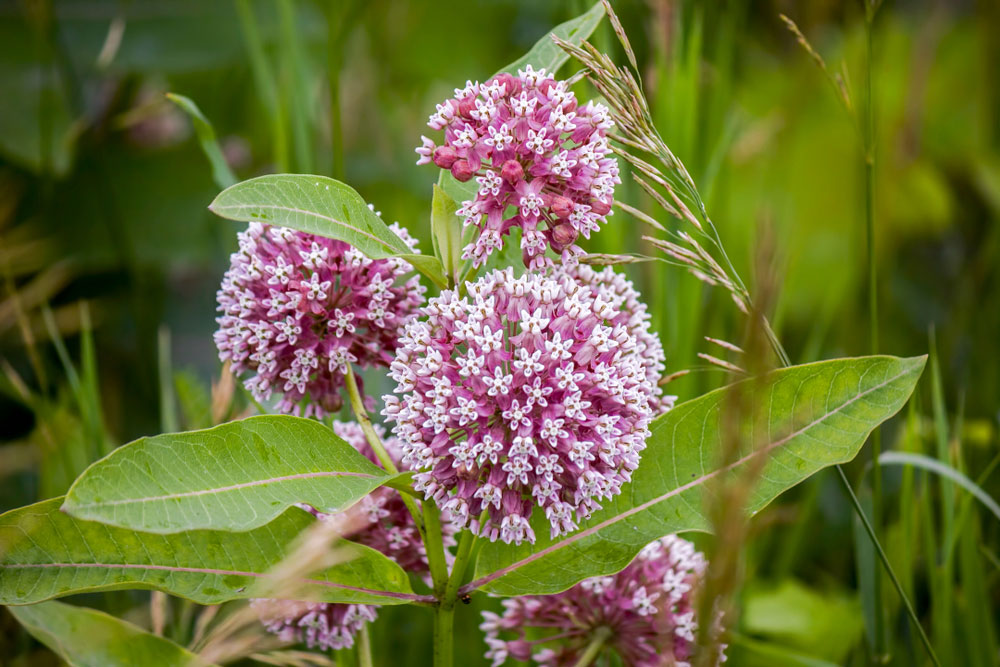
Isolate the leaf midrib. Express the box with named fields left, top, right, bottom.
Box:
left=462, top=361, right=914, bottom=593
left=0, top=562, right=433, bottom=603
left=68, top=470, right=381, bottom=510
left=210, top=201, right=402, bottom=254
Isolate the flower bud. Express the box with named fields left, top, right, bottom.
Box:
left=451, top=159, right=475, bottom=182
left=432, top=145, right=458, bottom=169
left=550, top=222, right=579, bottom=251
left=500, top=159, right=523, bottom=185
left=590, top=198, right=612, bottom=215
left=458, top=96, right=477, bottom=118
left=551, top=195, right=575, bottom=219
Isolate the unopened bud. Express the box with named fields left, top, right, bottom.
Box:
left=451, top=159, right=475, bottom=182
left=551, top=195, right=575, bottom=219
left=590, top=199, right=612, bottom=216
left=433, top=146, right=458, bottom=169
left=500, top=159, right=524, bottom=185
left=458, top=96, right=477, bottom=118
left=550, top=222, right=579, bottom=250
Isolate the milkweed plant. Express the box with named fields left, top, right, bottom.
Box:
left=0, top=3, right=927, bottom=667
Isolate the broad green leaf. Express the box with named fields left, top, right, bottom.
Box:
left=431, top=184, right=463, bottom=283
left=469, top=355, right=926, bottom=596
left=9, top=600, right=217, bottom=667
left=435, top=2, right=606, bottom=206
left=209, top=174, right=447, bottom=288
left=496, top=2, right=605, bottom=78
left=167, top=93, right=237, bottom=190
left=0, top=499, right=419, bottom=606
left=63, top=415, right=392, bottom=533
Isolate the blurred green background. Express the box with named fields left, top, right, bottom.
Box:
left=1, top=0, right=997, bottom=665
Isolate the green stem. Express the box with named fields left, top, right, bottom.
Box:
left=434, top=604, right=455, bottom=667
left=344, top=365, right=425, bottom=536
left=443, top=529, right=478, bottom=603
left=862, top=4, right=885, bottom=660
left=837, top=467, right=940, bottom=666
left=358, top=624, right=373, bottom=667
left=345, top=365, right=397, bottom=473
left=421, top=502, right=451, bottom=598
left=572, top=626, right=612, bottom=667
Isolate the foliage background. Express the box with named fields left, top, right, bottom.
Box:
left=0, top=0, right=997, bottom=665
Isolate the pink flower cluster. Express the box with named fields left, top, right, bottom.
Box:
left=416, top=65, right=620, bottom=269
left=214, top=217, right=425, bottom=417
left=254, top=421, right=425, bottom=652
left=382, top=268, right=658, bottom=545
left=481, top=535, right=727, bottom=667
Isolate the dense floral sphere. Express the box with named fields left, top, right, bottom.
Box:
left=254, top=421, right=424, bottom=651
left=382, top=268, right=656, bottom=545
left=481, top=535, right=726, bottom=667
left=416, top=65, right=620, bottom=269
left=558, top=264, right=672, bottom=415
left=214, top=217, right=425, bottom=417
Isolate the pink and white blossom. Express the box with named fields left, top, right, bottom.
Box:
left=214, top=215, right=425, bottom=417
left=480, top=535, right=727, bottom=667
left=417, top=66, right=620, bottom=269
left=382, top=268, right=658, bottom=545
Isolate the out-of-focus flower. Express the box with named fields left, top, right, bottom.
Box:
left=417, top=66, right=620, bottom=269
left=480, top=535, right=726, bottom=667
left=214, top=213, right=425, bottom=418
left=383, top=268, right=656, bottom=545
left=252, top=599, right=377, bottom=652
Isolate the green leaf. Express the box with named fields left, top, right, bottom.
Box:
left=434, top=2, right=606, bottom=207
left=878, top=451, right=1000, bottom=523
left=431, top=184, right=463, bottom=283
left=166, top=93, right=237, bottom=190
left=496, top=2, right=605, bottom=77
left=62, top=415, right=393, bottom=533
left=0, top=498, right=418, bottom=606
left=209, top=174, right=447, bottom=288
left=9, top=600, right=217, bottom=667
left=468, top=355, right=926, bottom=596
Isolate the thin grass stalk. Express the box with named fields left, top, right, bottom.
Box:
left=862, top=4, right=887, bottom=661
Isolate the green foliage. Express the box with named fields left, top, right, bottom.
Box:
left=497, top=1, right=605, bottom=78
left=471, top=356, right=925, bottom=596
left=9, top=600, right=216, bottom=667
left=0, top=498, right=415, bottom=606
left=166, top=93, right=237, bottom=190
left=62, top=415, right=395, bottom=533
left=430, top=184, right=463, bottom=284
left=210, top=173, right=447, bottom=287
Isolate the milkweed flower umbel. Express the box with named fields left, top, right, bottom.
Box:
left=480, top=535, right=727, bottom=667
left=417, top=66, right=620, bottom=269
left=214, top=218, right=425, bottom=417
left=382, top=268, right=656, bottom=545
